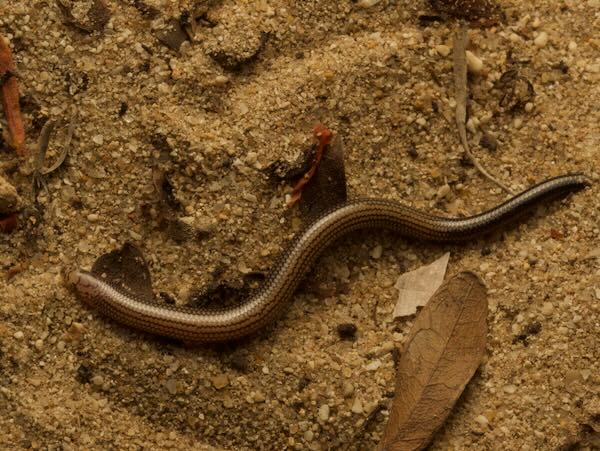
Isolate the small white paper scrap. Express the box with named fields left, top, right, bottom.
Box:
left=392, top=252, right=450, bottom=318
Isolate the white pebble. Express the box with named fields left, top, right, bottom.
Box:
left=356, top=0, right=381, bottom=7
left=92, top=134, right=104, bottom=145
left=129, top=230, right=142, bottom=241
left=13, top=331, right=24, bottom=340
left=351, top=397, right=363, bottom=414
left=534, top=32, right=548, bottom=48
left=568, top=41, right=577, bottom=51
left=343, top=382, right=355, bottom=398
left=466, top=51, right=484, bottom=74
left=213, top=75, right=229, bottom=85
left=318, top=404, right=330, bottom=421
left=435, top=44, right=451, bottom=57
left=365, top=360, right=381, bottom=371
left=503, top=384, right=517, bottom=394
left=474, top=414, right=490, bottom=426
left=370, top=245, right=383, bottom=259
left=437, top=184, right=451, bottom=199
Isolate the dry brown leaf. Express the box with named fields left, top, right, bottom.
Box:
left=378, top=272, right=487, bottom=451
left=393, top=253, right=449, bottom=318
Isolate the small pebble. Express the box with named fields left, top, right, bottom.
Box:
left=435, top=44, right=451, bottom=57
left=165, top=378, right=178, bottom=395
left=213, top=75, right=229, bottom=85
left=92, top=134, right=104, bottom=145
left=541, top=302, right=554, bottom=316
left=252, top=391, right=266, bottom=403
left=370, top=245, right=383, bottom=259
left=479, top=132, right=498, bottom=152
left=534, top=32, right=548, bottom=48
left=336, top=323, right=357, bottom=340
left=318, top=404, right=330, bottom=422
left=351, top=397, right=363, bottom=414
left=87, top=213, right=99, bottom=222
left=503, top=384, right=517, bottom=394
left=92, top=375, right=104, bottom=387
left=365, top=360, right=382, bottom=371
left=303, top=430, right=314, bottom=442
left=129, top=230, right=142, bottom=241
left=343, top=382, right=355, bottom=398
left=13, top=331, right=24, bottom=340
left=356, top=0, right=381, bottom=7
left=466, top=51, right=484, bottom=74
left=211, top=374, right=229, bottom=390
left=223, top=396, right=234, bottom=409
left=474, top=414, right=490, bottom=426
left=437, top=184, right=451, bottom=199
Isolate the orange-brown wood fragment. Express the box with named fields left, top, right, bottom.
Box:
left=0, top=35, right=27, bottom=156
left=287, top=124, right=332, bottom=207
left=0, top=213, right=18, bottom=233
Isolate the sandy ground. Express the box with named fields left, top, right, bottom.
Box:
left=1, top=1, right=599, bottom=450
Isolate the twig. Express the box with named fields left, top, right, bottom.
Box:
left=31, top=115, right=74, bottom=195
left=41, top=116, right=74, bottom=175
left=0, top=35, right=26, bottom=156
left=453, top=25, right=513, bottom=194
left=32, top=119, right=57, bottom=195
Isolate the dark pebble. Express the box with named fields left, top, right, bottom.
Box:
left=336, top=323, right=357, bottom=340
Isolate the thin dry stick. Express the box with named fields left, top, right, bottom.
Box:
left=453, top=25, right=513, bottom=194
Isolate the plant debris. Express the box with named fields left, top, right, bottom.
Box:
left=287, top=124, right=333, bottom=207
left=496, top=69, right=535, bottom=111
left=57, top=0, right=111, bottom=34
left=453, top=26, right=513, bottom=194
left=28, top=116, right=74, bottom=195
left=156, top=19, right=189, bottom=52
left=379, top=272, right=488, bottom=450
left=393, top=252, right=450, bottom=318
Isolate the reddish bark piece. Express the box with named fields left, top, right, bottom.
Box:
left=287, top=124, right=333, bottom=207
left=0, top=35, right=26, bottom=156
left=378, top=272, right=488, bottom=451
left=0, top=213, right=18, bottom=233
